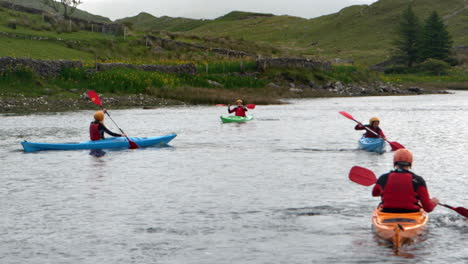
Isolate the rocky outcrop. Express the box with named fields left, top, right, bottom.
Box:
left=0, top=57, right=82, bottom=76
left=257, top=58, right=332, bottom=71
left=96, top=63, right=198, bottom=74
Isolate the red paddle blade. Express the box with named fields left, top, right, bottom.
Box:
left=246, top=104, right=256, bottom=109
left=440, top=203, right=468, bottom=218
left=87, top=90, right=102, bottom=106
left=349, top=166, right=377, bottom=186
left=215, top=104, right=226, bottom=106
left=454, top=207, right=468, bottom=218
left=389, top=141, right=405, bottom=151
left=339, top=111, right=355, bottom=121
left=128, top=140, right=139, bottom=149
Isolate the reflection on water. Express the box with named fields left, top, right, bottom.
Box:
left=0, top=92, right=467, bottom=263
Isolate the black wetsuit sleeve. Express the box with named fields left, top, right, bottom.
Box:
left=99, top=124, right=121, bottom=137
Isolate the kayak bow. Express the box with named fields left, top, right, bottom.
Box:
left=358, top=137, right=386, bottom=153
left=220, top=115, right=253, bottom=123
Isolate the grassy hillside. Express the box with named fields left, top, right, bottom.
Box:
left=183, top=0, right=468, bottom=64
left=0, top=0, right=466, bottom=66
left=117, top=12, right=209, bottom=32
left=6, top=0, right=111, bottom=23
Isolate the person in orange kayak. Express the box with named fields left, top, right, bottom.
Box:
left=355, top=117, right=386, bottom=139
left=372, top=149, right=439, bottom=213
left=89, top=110, right=125, bottom=141
left=228, top=99, right=248, bottom=117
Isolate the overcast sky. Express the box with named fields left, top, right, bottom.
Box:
left=79, top=0, right=379, bottom=21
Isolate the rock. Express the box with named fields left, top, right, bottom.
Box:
left=334, top=81, right=344, bottom=91
left=267, top=82, right=281, bottom=89
left=207, top=80, right=223, bottom=88
left=289, top=88, right=303, bottom=93
left=408, top=87, right=424, bottom=94
left=289, top=83, right=296, bottom=88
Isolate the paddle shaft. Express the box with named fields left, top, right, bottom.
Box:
left=349, top=118, right=391, bottom=144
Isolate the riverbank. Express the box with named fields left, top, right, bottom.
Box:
left=0, top=82, right=451, bottom=113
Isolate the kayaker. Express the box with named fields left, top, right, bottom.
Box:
left=372, top=149, right=439, bottom=213
left=355, top=117, right=386, bottom=139
left=90, top=110, right=126, bottom=141
left=228, top=99, right=248, bottom=117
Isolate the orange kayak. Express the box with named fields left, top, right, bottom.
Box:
left=372, top=207, right=428, bottom=252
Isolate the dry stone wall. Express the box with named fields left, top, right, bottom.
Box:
left=96, top=63, right=198, bottom=74
left=0, top=57, right=82, bottom=76
left=257, top=58, right=332, bottom=71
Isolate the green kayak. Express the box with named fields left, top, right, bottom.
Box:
left=220, top=115, right=253, bottom=123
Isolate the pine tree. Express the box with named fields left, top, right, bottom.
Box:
left=393, top=5, right=421, bottom=68
left=419, top=11, right=453, bottom=62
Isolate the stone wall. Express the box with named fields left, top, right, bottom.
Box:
left=0, top=57, right=82, bottom=76
left=257, top=58, right=332, bottom=71
left=147, top=35, right=252, bottom=58
left=96, top=63, right=198, bottom=74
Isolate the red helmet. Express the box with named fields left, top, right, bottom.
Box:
left=393, top=149, right=413, bottom=166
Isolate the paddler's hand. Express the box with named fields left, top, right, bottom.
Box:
left=431, top=197, right=440, bottom=205
left=227, top=104, right=231, bottom=107
left=121, top=133, right=127, bottom=137
left=103, top=108, right=108, bottom=113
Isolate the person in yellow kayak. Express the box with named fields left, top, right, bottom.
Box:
left=372, top=149, right=439, bottom=213
left=355, top=117, right=386, bottom=139
left=227, top=99, right=248, bottom=117
left=89, top=110, right=125, bottom=141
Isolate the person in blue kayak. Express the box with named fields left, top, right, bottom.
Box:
left=89, top=110, right=125, bottom=141
left=372, top=149, right=439, bottom=213
left=355, top=117, right=386, bottom=139
left=228, top=99, right=248, bottom=117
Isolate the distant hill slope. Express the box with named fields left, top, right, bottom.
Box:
left=6, top=0, right=111, bottom=23
left=117, top=0, right=467, bottom=64
left=116, top=12, right=209, bottom=32
left=184, top=0, right=468, bottom=63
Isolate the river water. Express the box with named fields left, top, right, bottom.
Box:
left=0, top=92, right=467, bottom=264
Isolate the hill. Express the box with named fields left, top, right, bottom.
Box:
left=116, top=12, right=209, bottom=32
left=0, top=0, right=466, bottom=65
left=6, top=0, right=111, bottom=23
left=183, top=0, right=468, bottom=64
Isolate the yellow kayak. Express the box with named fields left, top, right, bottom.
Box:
left=372, top=207, right=428, bottom=252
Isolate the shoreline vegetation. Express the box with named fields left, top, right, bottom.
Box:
left=0, top=58, right=465, bottom=113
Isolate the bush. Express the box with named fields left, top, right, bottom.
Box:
left=384, top=66, right=415, bottom=74
left=418, top=59, right=450, bottom=75
left=7, top=19, right=17, bottom=29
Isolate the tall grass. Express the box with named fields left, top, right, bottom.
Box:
left=56, top=67, right=266, bottom=94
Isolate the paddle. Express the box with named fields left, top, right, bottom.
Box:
left=338, top=111, right=404, bottom=151
left=216, top=104, right=256, bottom=109
left=438, top=203, right=468, bottom=218
left=86, top=90, right=139, bottom=149
left=348, top=166, right=468, bottom=218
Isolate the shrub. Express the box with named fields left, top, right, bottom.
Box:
left=418, top=58, right=450, bottom=75
left=7, top=19, right=17, bottom=29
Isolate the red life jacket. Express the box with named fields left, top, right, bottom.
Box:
left=381, top=172, right=419, bottom=211
left=89, top=123, right=101, bottom=141
left=234, top=106, right=247, bottom=117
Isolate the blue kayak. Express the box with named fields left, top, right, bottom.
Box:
left=21, top=134, right=177, bottom=152
left=358, top=137, right=386, bottom=153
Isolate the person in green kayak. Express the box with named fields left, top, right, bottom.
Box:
left=228, top=99, right=248, bottom=117
left=355, top=117, right=386, bottom=139
left=89, top=110, right=126, bottom=141
left=372, top=149, right=439, bottom=213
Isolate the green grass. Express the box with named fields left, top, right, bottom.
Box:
left=0, top=36, right=94, bottom=60
left=381, top=68, right=468, bottom=83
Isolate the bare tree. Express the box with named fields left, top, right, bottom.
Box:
left=42, top=0, right=83, bottom=19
